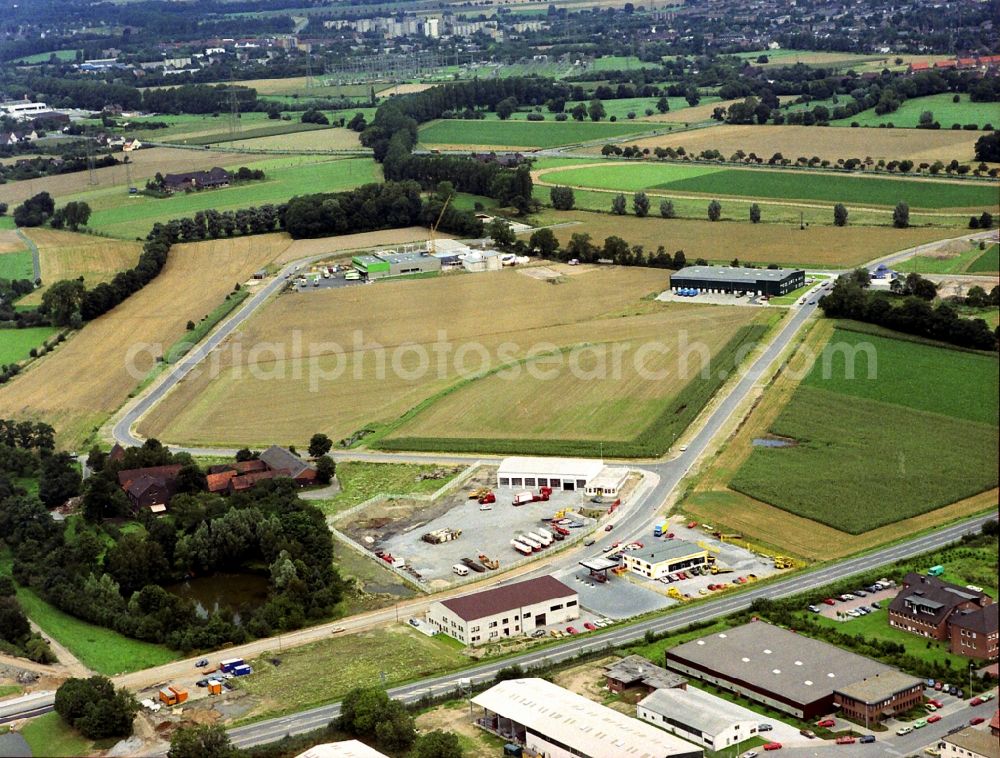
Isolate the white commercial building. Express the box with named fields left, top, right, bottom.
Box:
left=638, top=686, right=759, bottom=751
left=427, top=576, right=578, bottom=645
left=623, top=542, right=709, bottom=581
left=0, top=100, right=49, bottom=120
left=462, top=249, right=503, bottom=272
left=938, top=727, right=1000, bottom=758
left=497, top=456, right=628, bottom=495
left=473, top=678, right=703, bottom=758
left=296, top=740, right=389, bottom=758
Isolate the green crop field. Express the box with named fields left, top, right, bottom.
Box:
left=968, top=243, right=999, bottom=273
left=542, top=162, right=998, bottom=208
left=12, top=49, right=79, bottom=64
left=835, top=93, right=1000, bottom=128
left=20, top=713, right=96, bottom=758
left=0, top=250, right=33, bottom=280
left=417, top=119, right=657, bottom=148
left=560, top=96, right=721, bottom=121
left=311, top=461, right=464, bottom=516
left=730, top=329, right=999, bottom=533
left=80, top=157, right=380, bottom=238
left=0, top=327, right=58, bottom=365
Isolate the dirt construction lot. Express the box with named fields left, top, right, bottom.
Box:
left=617, top=124, right=984, bottom=164
left=138, top=265, right=761, bottom=447
left=0, top=234, right=288, bottom=448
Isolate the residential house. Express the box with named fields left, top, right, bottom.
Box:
left=117, top=464, right=183, bottom=514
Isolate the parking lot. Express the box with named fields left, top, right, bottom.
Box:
left=341, top=469, right=600, bottom=590
left=813, top=584, right=899, bottom=619
left=656, top=290, right=767, bottom=306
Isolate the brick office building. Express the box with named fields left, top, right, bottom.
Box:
left=889, top=574, right=995, bottom=658
left=948, top=605, right=999, bottom=660
left=833, top=670, right=925, bottom=725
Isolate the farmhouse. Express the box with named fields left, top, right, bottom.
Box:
left=117, top=464, right=183, bottom=514
left=623, top=542, right=709, bottom=580
left=472, top=678, right=703, bottom=758
left=637, top=686, right=759, bottom=751
left=351, top=250, right=441, bottom=280
left=669, top=266, right=805, bottom=297
left=496, top=456, right=628, bottom=495
left=888, top=573, right=996, bottom=657
left=603, top=655, right=688, bottom=694
left=833, top=670, right=924, bottom=725
left=162, top=167, right=231, bottom=193
left=206, top=446, right=317, bottom=494
left=426, top=575, right=578, bottom=645
left=665, top=621, right=910, bottom=719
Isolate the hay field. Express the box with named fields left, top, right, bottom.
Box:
left=18, top=230, right=141, bottom=306
left=225, top=128, right=362, bottom=151
left=617, top=124, right=983, bottom=164
left=0, top=234, right=288, bottom=447
left=518, top=210, right=958, bottom=268
left=0, top=147, right=237, bottom=206
left=387, top=302, right=759, bottom=442
left=138, top=266, right=683, bottom=447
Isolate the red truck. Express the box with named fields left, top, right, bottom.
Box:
left=512, top=489, right=551, bottom=506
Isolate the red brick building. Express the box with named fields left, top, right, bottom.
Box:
left=948, top=605, right=999, bottom=660
left=833, top=670, right=924, bottom=725
left=888, top=573, right=994, bottom=653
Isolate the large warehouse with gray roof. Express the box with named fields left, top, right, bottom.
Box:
left=665, top=621, right=910, bottom=718
left=669, top=265, right=805, bottom=297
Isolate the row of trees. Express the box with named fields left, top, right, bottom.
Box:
left=819, top=274, right=998, bottom=350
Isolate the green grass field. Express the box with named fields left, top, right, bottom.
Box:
left=835, top=93, right=1000, bottom=128
left=545, top=162, right=998, bottom=208
left=417, top=119, right=658, bottom=148
left=895, top=244, right=993, bottom=274
left=312, top=461, right=464, bottom=516
left=12, top=49, right=79, bottom=64
left=20, top=713, right=95, bottom=758
left=0, top=250, right=33, bottom=280
left=0, top=327, right=58, bottom=365
left=80, top=157, right=379, bottom=238
left=730, top=329, right=999, bottom=533
left=0, top=217, right=14, bottom=230
left=968, top=243, right=999, bottom=273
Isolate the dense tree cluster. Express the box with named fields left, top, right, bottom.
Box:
left=2, top=439, right=345, bottom=652
left=527, top=229, right=689, bottom=270
left=54, top=676, right=138, bottom=740
left=12, top=191, right=55, bottom=227
left=819, top=273, right=998, bottom=350
left=337, top=687, right=416, bottom=754
left=0, top=579, right=55, bottom=664
left=385, top=152, right=534, bottom=213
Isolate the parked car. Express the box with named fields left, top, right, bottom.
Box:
left=195, top=659, right=209, bottom=668
left=860, top=735, right=876, bottom=744
left=970, top=696, right=984, bottom=706
left=584, top=539, right=596, bottom=546
left=743, top=752, right=758, bottom=758
left=854, top=590, right=867, bottom=597
left=927, top=715, right=942, bottom=723
left=758, top=724, right=773, bottom=732
left=196, top=679, right=209, bottom=687
left=948, top=686, right=958, bottom=696
left=957, top=689, right=964, bottom=699
left=604, top=524, right=614, bottom=531
left=762, top=743, right=782, bottom=751
left=924, top=749, right=940, bottom=757
left=799, top=729, right=816, bottom=739
left=896, top=726, right=913, bottom=735
left=583, top=622, right=597, bottom=631
left=982, top=692, right=995, bottom=701
left=835, top=736, right=856, bottom=744
left=969, top=717, right=985, bottom=725
left=914, top=718, right=927, bottom=728
left=927, top=703, right=937, bottom=711
left=531, top=630, right=546, bottom=638
left=823, top=598, right=837, bottom=606
left=565, top=626, right=578, bottom=635
left=808, top=605, right=821, bottom=613
left=929, top=699, right=944, bottom=708
left=871, top=601, right=881, bottom=609
left=816, top=719, right=836, bottom=728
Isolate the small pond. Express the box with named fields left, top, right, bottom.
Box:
left=166, top=573, right=270, bottom=624
left=752, top=437, right=797, bottom=448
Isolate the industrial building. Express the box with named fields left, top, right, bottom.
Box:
left=462, top=249, right=503, bottom=272
left=833, top=670, right=924, bottom=724
left=669, top=266, right=805, bottom=297
left=472, top=678, right=703, bottom=758
left=604, top=655, right=688, bottom=694
left=637, top=686, right=759, bottom=752
left=665, top=621, right=903, bottom=718
left=623, top=542, right=709, bottom=580
left=427, top=576, right=578, bottom=645
left=496, top=457, right=628, bottom=495
left=351, top=250, right=441, bottom=279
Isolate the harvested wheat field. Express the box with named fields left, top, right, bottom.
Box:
left=0, top=234, right=288, bottom=447
left=0, top=147, right=236, bottom=206
left=139, top=265, right=704, bottom=447
left=0, top=230, right=24, bottom=254
left=19, top=229, right=141, bottom=306
left=226, top=129, right=362, bottom=152
left=521, top=211, right=957, bottom=268
left=616, top=124, right=983, bottom=165
left=274, top=226, right=449, bottom=265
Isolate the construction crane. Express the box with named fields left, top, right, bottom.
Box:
left=428, top=194, right=451, bottom=255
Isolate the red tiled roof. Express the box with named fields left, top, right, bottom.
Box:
left=909, top=62, right=930, bottom=70
left=440, top=576, right=576, bottom=622
left=235, top=459, right=267, bottom=473
left=117, top=464, right=183, bottom=488
left=230, top=469, right=286, bottom=491
left=934, top=60, right=957, bottom=68
left=207, top=470, right=237, bottom=492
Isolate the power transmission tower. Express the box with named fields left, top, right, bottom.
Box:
left=304, top=44, right=314, bottom=89
left=228, top=71, right=241, bottom=138
left=124, top=158, right=135, bottom=194
left=86, top=138, right=99, bottom=185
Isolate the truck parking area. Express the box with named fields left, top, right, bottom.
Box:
left=336, top=469, right=599, bottom=590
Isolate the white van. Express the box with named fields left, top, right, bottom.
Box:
left=344, top=270, right=361, bottom=281
left=452, top=564, right=470, bottom=577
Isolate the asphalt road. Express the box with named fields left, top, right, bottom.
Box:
left=228, top=513, right=993, bottom=748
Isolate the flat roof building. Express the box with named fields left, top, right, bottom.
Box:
left=351, top=251, right=441, bottom=280
left=427, top=576, right=578, bottom=645
left=666, top=621, right=897, bottom=718
left=604, top=655, right=688, bottom=694
left=472, top=678, right=703, bottom=758
left=669, top=266, right=805, bottom=297
left=497, top=456, right=627, bottom=494
left=833, top=670, right=924, bottom=724
left=938, top=726, right=1000, bottom=758
left=296, top=742, right=389, bottom=758
left=638, top=686, right=759, bottom=751
left=624, top=542, right=709, bottom=580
